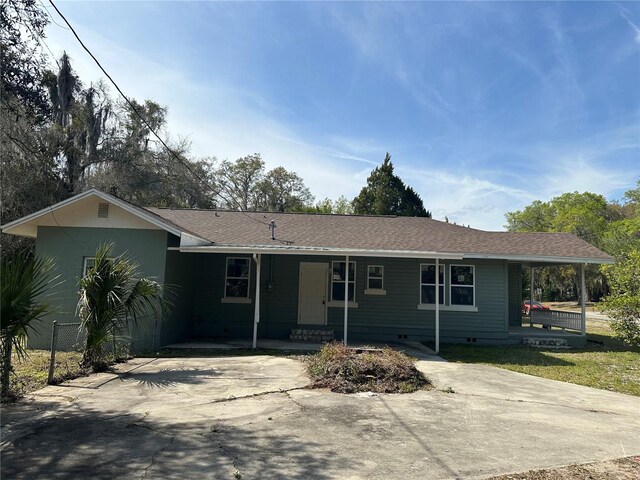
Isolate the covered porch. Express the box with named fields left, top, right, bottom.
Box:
left=169, top=247, right=461, bottom=354
left=507, top=262, right=589, bottom=347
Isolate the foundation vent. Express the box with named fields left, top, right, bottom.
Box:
left=97, top=203, right=110, bottom=219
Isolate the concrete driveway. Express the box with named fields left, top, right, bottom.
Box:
left=2, top=353, right=639, bottom=479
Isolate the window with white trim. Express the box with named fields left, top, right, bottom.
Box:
left=420, top=264, right=444, bottom=305
left=83, top=256, right=115, bottom=276
left=450, top=265, right=474, bottom=306
left=83, top=257, right=96, bottom=276
left=224, top=257, right=251, bottom=298
left=366, top=265, right=384, bottom=292
left=331, top=261, right=355, bottom=302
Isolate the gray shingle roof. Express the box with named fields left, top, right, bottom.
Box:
left=146, top=208, right=613, bottom=263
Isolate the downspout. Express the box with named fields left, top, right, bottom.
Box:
left=344, top=255, right=349, bottom=346
left=252, top=253, right=261, bottom=349
left=435, top=258, right=440, bottom=354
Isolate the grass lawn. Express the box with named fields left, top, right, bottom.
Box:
left=6, top=349, right=85, bottom=401
left=439, top=320, right=640, bottom=396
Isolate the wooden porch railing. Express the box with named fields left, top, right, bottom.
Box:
left=530, top=309, right=583, bottom=332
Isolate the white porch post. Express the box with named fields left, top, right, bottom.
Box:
left=580, top=263, right=586, bottom=335
left=529, top=266, right=535, bottom=327
left=344, top=255, right=349, bottom=346
left=435, top=258, right=440, bottom=354
left=252, top=253, right=261, bottom=349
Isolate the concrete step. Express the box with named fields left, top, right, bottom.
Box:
left=289, top=329, right=335, bottom=343
left=522, top=337, right=571, bottom=348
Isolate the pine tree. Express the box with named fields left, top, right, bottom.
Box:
left=352, top=153, right=431, bottom=217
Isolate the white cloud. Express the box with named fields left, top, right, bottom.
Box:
left=618, top=6, right=640, bottom=45
left=42, top=7, right=639, bottom=232
left=398, top=168, right=536, bottom=230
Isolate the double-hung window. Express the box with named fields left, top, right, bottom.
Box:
left=450, top=265, right=474, bottom=306
left=418, top=263, right=477, bottom=310
left=82, top=256, right=114, bottom=276
left=83, top=257, right=97, bottom=276
left=331, top=261, right=355, bottom=302
left=224, top=257, right=251, bottom=300
left=365, top=265, right=385, bottom=294
left=420, top=264, right=444, bottom=305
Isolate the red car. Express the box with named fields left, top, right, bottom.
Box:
left=521, top=300, right=550, bottom=315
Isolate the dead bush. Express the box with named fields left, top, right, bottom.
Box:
left=306, top=342, right=431, bottom=394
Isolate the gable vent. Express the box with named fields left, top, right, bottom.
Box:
left=97, top=203, right=110, bottom=219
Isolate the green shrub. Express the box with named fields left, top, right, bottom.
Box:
left=600, top=250, right=640, bottom=347
left=306, top=342, right=430, bottom=394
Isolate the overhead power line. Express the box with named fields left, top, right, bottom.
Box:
left=46, top=1, right=212, bottom=195
left=47, top=0, right=271, bottom=228
left=38, top=0, right=70, bottom=30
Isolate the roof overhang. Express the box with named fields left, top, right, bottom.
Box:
left=1, top=189, right=209, bottom=244
left=464, top=253, right=615, bottom=265
left=174, top=244, right=465, bottom=260
left=173, top=245, right=614, bottom=264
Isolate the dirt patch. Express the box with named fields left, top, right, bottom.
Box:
left=4, top=349, right=85, bottom=402
left=489, top=456, right=640, bottom=479
left=305, top=342, right=431, bottom=393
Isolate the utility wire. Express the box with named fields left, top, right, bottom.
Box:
left=12, top=2, right=61, bottom=68
left=47, top=0, right=271, bottom=228
left=47, top=1, right=211, bottom=196
left=38, top=0, right=70, bottom=30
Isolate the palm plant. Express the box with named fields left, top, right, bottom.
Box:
left=77, top=243, right=170, bottom=370
left=1, top=252, right=59, bottom=399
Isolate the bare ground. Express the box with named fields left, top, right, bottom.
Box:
left=488, top=456, right=640, bottom=480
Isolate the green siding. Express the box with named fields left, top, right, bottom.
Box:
left=189, top=254, right=510, bottom=344
left=327, top=257, right=509, bottom=343
left=508, top=263, right=523, bottom=326
left=32, top=226, right=514, bottom=348
left=161, top=250, right=196, bottom=345
left=34, top=226, right=169, bottom=352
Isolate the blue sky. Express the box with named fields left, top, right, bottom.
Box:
left=44, top=1, right=639, bottom=230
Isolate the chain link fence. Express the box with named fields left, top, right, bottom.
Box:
left=47, top=321, right=130, bottom=384
left=47, top=322, right=85, bottom=384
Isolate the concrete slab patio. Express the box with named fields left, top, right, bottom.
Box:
left=2, top=353, right=639, bottom=479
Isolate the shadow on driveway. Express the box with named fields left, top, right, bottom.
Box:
left=2, top=400, right=345, bottom=479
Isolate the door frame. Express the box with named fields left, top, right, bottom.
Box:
left=297, top=262, right=329, bottom=325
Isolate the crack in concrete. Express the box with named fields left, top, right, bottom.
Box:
left=209, top=427, right=242, bottom=479
left=283, top=389, right=307, bottom=412
left=206, top=385, right=308, bottom=404
left=139, top=434, right=175, bottom=480
left=234, top=391, right=308, bottom=428
left=451, top=391, right=627, bottom=416
left=127, top=421, right=174, bottom=437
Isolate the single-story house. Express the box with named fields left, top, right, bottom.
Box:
left=1, top=189, right=614, bottom=352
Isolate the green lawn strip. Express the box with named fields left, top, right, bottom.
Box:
left=438, top=325, right=640, bottom=397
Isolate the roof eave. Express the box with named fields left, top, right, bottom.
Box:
left=1, top=189, right=207, bottom=244
left=175, top=244, right=465, bottom=259
left=174, top=245, right=614, bottom=264
left=463, top=253, right=615, bottom=265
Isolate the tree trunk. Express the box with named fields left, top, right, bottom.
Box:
left=82, top=333, right=104, bottom=371
left=1, top=338, right=13, bottom=399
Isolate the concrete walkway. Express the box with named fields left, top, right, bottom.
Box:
left=2, top=354, right=638, bottom=479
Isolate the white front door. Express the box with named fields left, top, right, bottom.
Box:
left=298, top=262, right=328, bottom=325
